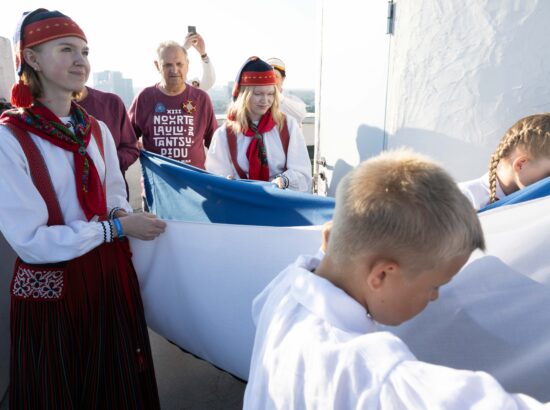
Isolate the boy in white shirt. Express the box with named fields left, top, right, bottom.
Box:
left=244, top=149, right=549, bottom=409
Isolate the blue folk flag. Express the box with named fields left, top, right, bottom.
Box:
left=135, top=151, right=550, bottom=398
left=480, top=175, right=550, bottom=212
left=140, top=151, right=335, bottom=226
left=141, top=150, right=550, bottom=221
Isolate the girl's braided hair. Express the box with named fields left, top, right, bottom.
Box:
left=488, top=114, right=550, bottom=203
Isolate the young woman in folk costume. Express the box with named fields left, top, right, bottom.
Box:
left=205, top=57, right=312, bottom=192
left=459, top=113, right=550, bottom=210
left=0, top=9, right=165, bottom=409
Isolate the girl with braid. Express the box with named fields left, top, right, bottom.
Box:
left=0, top=9, right=165, bottom=409
left=459, top=113, right=550, bottom=210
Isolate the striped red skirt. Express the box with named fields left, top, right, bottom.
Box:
left=9, top=240, right=160, bottom=410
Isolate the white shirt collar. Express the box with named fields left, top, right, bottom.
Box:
left=290, top=256, right=378, bottom=335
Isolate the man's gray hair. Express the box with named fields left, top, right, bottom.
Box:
left=156, top=40, right=187, bottom=60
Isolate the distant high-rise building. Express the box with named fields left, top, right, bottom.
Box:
left=92, top=70, right=134, bottom=108
left=0, top=36, right=15, bottom=102
left=206, top=82, right=234, bottom=115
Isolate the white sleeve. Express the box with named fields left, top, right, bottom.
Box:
left=281, top=93, right=308, bottom=124
left=282, top=116, right=312, bottom=192
left=0, top=126, right=106, bottom=263
left=199, top=58, right=216, bottom=91
left=380, top=360, right=549, bottom=409
left=205, top=125, right=237, bottom=178
left=97, top=120, right=132, bottom=213
left=458, top=182, right=478, bottom=209
left=457, top=177, right=487, bottom=211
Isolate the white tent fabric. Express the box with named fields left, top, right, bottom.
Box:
left=317, top=1, right=550, bottom=193
left=384, top=1, right=550, bottom=182
left=132, top=197, right=550, bottom=400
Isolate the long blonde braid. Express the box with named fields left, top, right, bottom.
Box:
left=488, top=114, right=550, bottom=203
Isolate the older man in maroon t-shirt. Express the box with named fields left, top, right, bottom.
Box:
left=129, top=40, right=218, bottom=169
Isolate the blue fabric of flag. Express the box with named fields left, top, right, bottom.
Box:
left=480, top=175, right=550, bottom=212
left=140, top=151, right=335, bottom=226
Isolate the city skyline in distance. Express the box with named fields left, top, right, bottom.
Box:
left=91, top=69, right=314, bottom=115
left=1, top=1, right=317, bottom=91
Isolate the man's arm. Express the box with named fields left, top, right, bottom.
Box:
left=128, top=95, right=143, bottom=140
left=203, top=94, right=218, bottom=149
left=115, top=97, right=139, bottom=172
left=184, top=32, right=216, bottom=90
left=200, top=56, right=216, bottom=91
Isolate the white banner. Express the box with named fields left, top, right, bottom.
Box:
left=132, top=222, right=322, bottom=380
left=132, top=197, right=550, bottom=400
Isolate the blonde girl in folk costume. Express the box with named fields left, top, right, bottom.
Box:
left=205, top=56, right=312, bottom=192
left=0, top=9, right=165, bottom=409
left=459, top=114, right=550, bottom=210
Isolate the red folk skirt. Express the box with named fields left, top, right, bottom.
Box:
left=9, top=240, right=160, bottom=410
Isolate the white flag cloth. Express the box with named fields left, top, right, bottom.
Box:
left=131, top=222, right=322, bottom=380
left=131, top=196, right=550, bottom=400
left=393, top=196, right=550, bottom=400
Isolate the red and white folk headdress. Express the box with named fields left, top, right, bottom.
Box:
left=11, top=8, right=87, bottom=107
left=231, top=56, right=277, bottom=101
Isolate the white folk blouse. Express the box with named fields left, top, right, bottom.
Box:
left=0, top=119, right=131, bottom=264
left=205, top=115, right=312, bottom=192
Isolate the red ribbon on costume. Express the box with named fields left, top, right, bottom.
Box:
left=241, top=112, right=277, bottom=181
left=0, top=104, right=106, bottom=220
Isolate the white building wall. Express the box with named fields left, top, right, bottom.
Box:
left=315, top=0, right=390, bottom=196
left=318, top=0, right=550, bottom=191
left=0, top=36, right=15, bottom=101
left=385, top=0, right=550, bottom=181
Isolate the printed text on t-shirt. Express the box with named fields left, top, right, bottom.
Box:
left=153, top=110, right=195, bottom=161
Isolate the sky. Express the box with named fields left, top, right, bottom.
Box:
left=1, top=0, right=317, bottom=90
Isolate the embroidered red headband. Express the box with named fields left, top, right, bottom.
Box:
left=13, top=9, right=87, bottom=76
left=232, top=56, right=277, bottom=100
left=22, top=16, right=87, bottom=49
left=11, top=9, right=87, bottom=107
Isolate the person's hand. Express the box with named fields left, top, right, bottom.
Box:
left=321, top=220, right=333, bottom=252
left=137, top=137, right=144, bottom=150
left=183, top=33, right=206, bottom=55
left=183, top=32, right=195, bottom=50
left=272, top=176, right=285, bottom=189
left=226, top=175, right=235, bottom=180
left=118, top=212, right=166, bottom=241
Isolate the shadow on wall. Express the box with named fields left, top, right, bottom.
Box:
left=326, top=125, right=491, bottom=196
left=390, top=127, right=491, bottom=182
left=327, top=124, right=385, bottom=197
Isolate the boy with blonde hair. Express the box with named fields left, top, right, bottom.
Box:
left=244, top=150, right=549, bottom=409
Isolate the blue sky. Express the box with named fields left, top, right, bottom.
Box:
left=1, top=0, right=317, bottom=89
